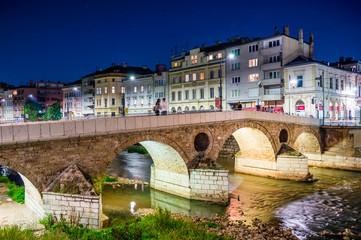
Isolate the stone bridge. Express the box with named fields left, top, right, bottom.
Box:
left=0, top=111, right=324, bottom=219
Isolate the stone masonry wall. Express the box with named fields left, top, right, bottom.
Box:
left=218, top=135, right=240, bottom=157
left=276, top=155, right=308, bottom=179
left=310, top=155, right=361, bottom=171
left=189, top=169, right=228, bottom=203
left=43, top=192, right=101, bottom=229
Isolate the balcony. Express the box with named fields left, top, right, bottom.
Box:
left=260, top=45, right=282, bottom=56
left=261, top=61, right=281, bottom=71
left=262, top=87, right=283, bottom=101
left=261, top=78, right=282, bottom=86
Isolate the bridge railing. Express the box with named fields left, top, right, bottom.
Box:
left=0, top=110, right=320, bottom=144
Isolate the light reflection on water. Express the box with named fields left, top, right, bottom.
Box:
left=104, top=152, right=361, bottom=239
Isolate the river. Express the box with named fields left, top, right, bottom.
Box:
left=103, top=151, right=361, bottom=239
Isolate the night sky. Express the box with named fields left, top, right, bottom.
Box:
left=1, top=0, right=360, bottom=86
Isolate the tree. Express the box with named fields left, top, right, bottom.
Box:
left=42, top=101, right=62, bottom=121
left=23, top=99, right=42, bottom=122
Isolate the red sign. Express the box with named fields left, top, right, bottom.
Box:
left=215, top=98, right=220, bottom=108
left=297, top=106, right=305, bottom=110
left=319, top=105, right=323, bottom=110
left=330, top=106, right=333, bottom=111
left=336, top=106, right=339, bottom=111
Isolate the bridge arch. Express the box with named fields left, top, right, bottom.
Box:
left=0, top=160, right=45, bottom=219
left=293, top=131, right=322, bottom=162
left=113, top=134, right=191, bottom=198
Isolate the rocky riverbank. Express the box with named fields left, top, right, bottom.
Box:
left=103, top=176, right=149, bottom=186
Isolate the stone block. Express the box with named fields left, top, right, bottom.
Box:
left=50, top=122, right=64, bottom=136
left=69, top=201, right=80, bottom=207
left=13, top=125, right=28, bottom=141
left=28, top=124, right=41, bottom=140
left=83, top=119, right=96, bottom=133
left=105, top=118, right=118, bottom=132
left=201, top=185, right=209, bottom=190
left=1, top=125, right=13, bottom=142
left=64, top=121, right=76, bottom=136
left=125, top=117, right=136, bottom=130
left=95, top=118, right=106, bottom=133
left=207, top=190, right=215, bottom=195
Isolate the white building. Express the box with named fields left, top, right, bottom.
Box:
left=284, top=55, right=361, bottom=122
left=225, top=26, right=313, bottom=110
left=3, top=90, right=14, bottom=122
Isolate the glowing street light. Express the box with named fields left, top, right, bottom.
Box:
left=130, top=76, right=135, bottom=80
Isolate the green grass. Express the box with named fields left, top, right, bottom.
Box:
left=0, top=209, right=227, bottom=240
left=127, top=145, right=148, bottom=154
left=1, top=177, right=25, bottom=204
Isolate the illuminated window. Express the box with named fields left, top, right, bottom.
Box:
left=111, top=86, right=115, bottom=93
left=193, top=73, right=197, bottom=81
left=191, top=55, right=198, bottom=64
left=249, top=74, right=259, bottom=82
left=121, top=87, right=125, bottom=93
left=248, top=59, right=258, bottom=67
left=200, top=72, right=204, bottom=80
left=148, top=84, right=151, bottom=93
left=141, top=97, right=144, bottom=105
left=133, top=86, right=137, bottom=93
left=140, top=85, right=144, bottom=93
left=104, top=87, right=108, bottom=94
left=174, top=62, right=178, bottom=67
left=208, top=55, right=213, bottom=61
left=185, top=74, right=189, bottom=82
left=217, top=53, right=222, bottom=59
left=133, top=97, right=137, bottom=105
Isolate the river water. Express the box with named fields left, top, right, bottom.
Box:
left=103, top=151, right=361, bottom=239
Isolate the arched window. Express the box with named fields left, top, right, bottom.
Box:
left=177, top=107, right=182, bottom=112
left=192, top=106, right=196, bottom=111
left=171, top=107, right=176, bottom=113
left=200, top=106, right=205, bottom=110
left=210, top=105, right=214, bottom=110
left=185, top=106, right=189, bottom=111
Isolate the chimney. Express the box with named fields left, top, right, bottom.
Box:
left=298, top=29, right=304, bottom=55
left=339, top=56, right=344, bottom=63
left=309, top=33, right=314, bottom=60
left=29, top=80, right=33, bottom=87
left=122, top=62, right=128, bottom=68
left=283, top=25, right=290, bottom=36
left=215, top=40, right=221, bottom=46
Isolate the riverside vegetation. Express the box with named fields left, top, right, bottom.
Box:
left=0, top=176, right=24, bottom=204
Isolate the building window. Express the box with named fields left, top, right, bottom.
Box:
left=330, top=78, right=333, bottom=89
left=231, top=49, right=240, bottom=56
left=200, top=72, right=204, bottom=80
left=336, top=79, right=339, bottom=90
left=185, top=90, right=189, bottom=100
left=112, top=78, right=115, bottom=82
left=210, top=88, right=214, bottom=98
left=268, top=40, right=280, bottom=48
left=112, top=98, right=115, bottom=105
left=191, top=55, right=197, bottom=64
left=178, top=91, right=182, bottom=101
left=268, top=71, right=280, bottom=79
left=248, top=44, right=258, bottom=53
left=147, top=84, right=151, bottom=94
left=158, top=80, right=164, bottom=86
left=140, top=85, right=144, bottom=93
left=127, top=86, right=131, bottom=94
left=140, top=97, right=144, bottom=105
left=341, top=79, right=344, bottom=90
left=172, top=92, right=175, bottom=101
left=297, top=76, right=303, bottom=87
left=133, top=86, right=137, bottom=93
left=200, top=88, right=204, bottom=99
left=133, top=97, right=137, bottom=105
left=172, top=77, right=176, bottom=84
left=174, top=62, right=178, bottom=67
left=105, top=79, right=107, bottom=83
left=111, top=86, right=115, bottom=93
left=217, top=53, right=222, bottom=59
left=185, top=74, right=189, bottom=82
left=193, top=73, right=197, bottom=81
left=231, top=62, right=240, bottom=70
left=121, top=86, right=125, bottom=93
left=192, top=89, right=196, bottom=99
left=231, top=90, right=241, bottom=98
left=104, top=87, right=108, bottom=94
left=249, top=74, right=259, bottom=82
left=178, top=76, right=182, bottom=83
left=269, top=55, right=280, bottom=63
left=105, top=99, right=108, bottom=107
left=232, top=77, right=240, bottom=83
left=248, top=59, right=258, bottom=67
left=208, top=55, right=213, bottom=61
left=210, top=71, right=214, bottom=79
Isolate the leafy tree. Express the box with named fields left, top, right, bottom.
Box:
left=42, top=101, right=62, bottom=120
left=23, top=99, right=42, bottom=121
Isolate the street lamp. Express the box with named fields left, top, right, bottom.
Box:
left=315, top=71, right=325, bottom=125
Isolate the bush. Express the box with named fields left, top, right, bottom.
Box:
left=6, top=182, right=25, bottom=204
left=104, top=175, right=117, bottom=183
left=0, top=176, right=10, bottom=183
left=127, top=145, right=148, bottom=154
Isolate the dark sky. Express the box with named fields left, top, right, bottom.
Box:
left=1, top=0, right=360, bottom=86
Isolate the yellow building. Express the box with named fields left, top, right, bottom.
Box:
left=169, top=43, right=228, bottom=112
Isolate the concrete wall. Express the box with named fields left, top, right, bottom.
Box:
left=150, top=165, right=191, bottom=199
left=19, top=173, right=45, bottom=219
left=43, top=192, right=101, bottom=229
left=189, top=169, right=228, bottom=202
left=0, top=111, right=319, bottom=144
left=235, top=155, right=309, bottom=180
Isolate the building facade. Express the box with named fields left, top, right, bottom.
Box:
left=62, top=81, right=82, bottom=119
left=284, top=55, right=361, bottom=122
left=225, top=26, right=313, bottom=110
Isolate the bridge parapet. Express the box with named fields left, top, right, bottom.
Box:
left=0, top=111, right=319, bottom=144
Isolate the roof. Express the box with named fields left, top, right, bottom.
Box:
left=82, top=65, right=154, bottom=78
left=44, top=163, right=97, bottom=196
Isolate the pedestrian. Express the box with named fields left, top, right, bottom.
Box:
left=154, top=98, right=160, bottom=116
left=160, top=98, right=168, bottom=115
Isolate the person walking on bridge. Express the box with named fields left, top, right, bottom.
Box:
left=160, top=98, right=168, bottom=115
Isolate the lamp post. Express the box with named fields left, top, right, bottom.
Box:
left=219, top=55, right=223, bottom=111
